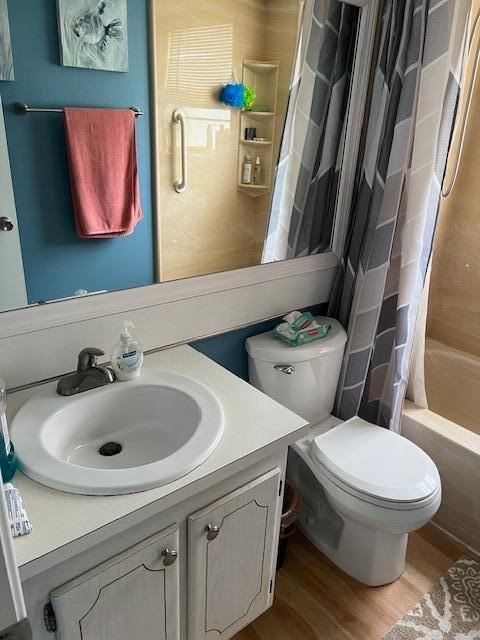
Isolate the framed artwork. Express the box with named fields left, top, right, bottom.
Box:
left=0, top=0, right=14, bottom=81
left=57, top=0, right=128, bottom=73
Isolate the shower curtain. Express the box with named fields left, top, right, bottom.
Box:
left=330, top=0, right=470, bottom=432
left=262, top=0, right=358, bottom=263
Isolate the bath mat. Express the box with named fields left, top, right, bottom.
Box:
left=383, top=557, right=480, bottom=639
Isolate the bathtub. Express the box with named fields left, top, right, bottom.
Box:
left=424, top=338, right=480, bottom=434
left=402, top=337, right=480, bottom=553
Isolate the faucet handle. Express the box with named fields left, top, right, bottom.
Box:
left=77, top=347, right=105, bottom=372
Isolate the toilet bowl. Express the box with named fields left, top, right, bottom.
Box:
left=289, top=416, right=441, bottom=585
left=246, top=318, right=442, bottom=586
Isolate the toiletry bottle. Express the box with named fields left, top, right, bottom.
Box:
left=242, top=155, right=252, bottom=184
left=0, top=378, right=16, bottom=483
left=253, top=156, right=262, bottom=185
left=111, top=321, right=144, bottom=382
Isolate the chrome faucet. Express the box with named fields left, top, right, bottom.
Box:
left=57, top=347, right=115, bottom=396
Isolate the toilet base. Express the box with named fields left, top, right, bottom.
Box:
left=288, top=445, right=410, bottom=586
left=298, top=506, right=408, bottom=586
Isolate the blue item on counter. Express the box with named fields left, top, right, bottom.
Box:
left=0, top=378, right=16, bottom=483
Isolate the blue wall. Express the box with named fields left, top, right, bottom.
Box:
left=1, top=0, right=153, bottom=304
left=191, top=305, right=327, bottom=380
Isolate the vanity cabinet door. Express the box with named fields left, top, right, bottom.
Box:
left=50, top=527, right=180, bottom=640
left=188, top=468, right=282, bottom=640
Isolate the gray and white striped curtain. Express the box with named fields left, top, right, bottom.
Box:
left=263, top=0, right=358, bottom=262
left=330, top=0, right=469, bottom=432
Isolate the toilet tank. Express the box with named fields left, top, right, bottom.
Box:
left=246, top=317, right=347, bottom=423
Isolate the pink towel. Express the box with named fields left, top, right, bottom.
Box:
left=64, top=108, right=143, bottom=238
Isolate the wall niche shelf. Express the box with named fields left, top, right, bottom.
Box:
left=244, top=61, right=279, bottom=74
left=237, top=59, right=279, bottom=199
left=242, top=111, right=275, bottom=120
left=237, top=183, right=271, bottom=198
left=240, top=139, right=272, bottom=147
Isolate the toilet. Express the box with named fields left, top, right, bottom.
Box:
left=246, top=317, right=441, bottom=586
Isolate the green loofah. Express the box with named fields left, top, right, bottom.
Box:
left=243, top=85, right=256, bottom=110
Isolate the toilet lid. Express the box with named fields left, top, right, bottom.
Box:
left=310, top=417, right=440, bottom=503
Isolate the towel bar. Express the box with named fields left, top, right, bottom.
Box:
left=14, top=102, right=143, bottom=118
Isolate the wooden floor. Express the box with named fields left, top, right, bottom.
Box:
left=234, top=524, right=477, bottom=640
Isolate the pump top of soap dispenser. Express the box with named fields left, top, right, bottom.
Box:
left=0, top=378, right=7, bottom=417
left=0, top=378, right=6, bottom=414
left=120, top=320, right=135, bottom=343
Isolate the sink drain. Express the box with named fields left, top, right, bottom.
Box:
left=99, top=442, right=122, bottom=457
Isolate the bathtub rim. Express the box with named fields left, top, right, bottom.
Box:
left=403, top=400, right=480, bottom=456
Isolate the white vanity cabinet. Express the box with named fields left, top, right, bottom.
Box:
left=39, top=468, right=284, bottom=640
left=49, top=526, right=180, bottom=640
left=12, top=346, right=308, bottom=640
left=187, top=468, right=282, bottom=640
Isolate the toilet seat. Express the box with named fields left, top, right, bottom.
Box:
left=310, top=416, right=440, bottom=509
left=312, top=455, right=441, bottom=512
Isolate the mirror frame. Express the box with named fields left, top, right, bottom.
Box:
left=0, top=0, right=378, bottom=344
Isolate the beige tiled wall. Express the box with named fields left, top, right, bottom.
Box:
left=421, top=5, right=480, bottom=546
left=152, top=0, right=299, bottom=282
left=427, top=0, right=480, bottom=359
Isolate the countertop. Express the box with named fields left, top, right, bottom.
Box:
left=7, top=346, right=308, bottom=576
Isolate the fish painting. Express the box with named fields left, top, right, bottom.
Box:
left=57, top=0, right=128, bottom=72
left=70, top=1, right=123, bottom=53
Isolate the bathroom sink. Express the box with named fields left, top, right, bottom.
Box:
left=11, top=372, right=224, bottom=495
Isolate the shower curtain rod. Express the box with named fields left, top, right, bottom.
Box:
left=14, top=102, right=143, bottom=118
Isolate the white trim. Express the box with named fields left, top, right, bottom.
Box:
left=148, top=0, right=162, bottom=283
left=0, top=252, right=337, bottom=340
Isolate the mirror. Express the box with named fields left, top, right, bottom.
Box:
left=0, top=0, right=360, bottom=313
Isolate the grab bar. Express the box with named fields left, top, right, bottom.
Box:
left=442, top=11, right=480, bottom=197
left=172, top=109, right=187, bottom=193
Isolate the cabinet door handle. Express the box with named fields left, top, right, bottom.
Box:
left=205, top=524, right=220, bottom=541
left=162, top=548, right=178, bottom=566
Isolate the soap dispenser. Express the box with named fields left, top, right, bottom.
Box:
left=242, top=155, right=253, bottom=184
left=0, top=378, right=16, bottom=482
left=111, top=320, right=144, bottom=382
left=252, top=155, right=262, bottom=185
